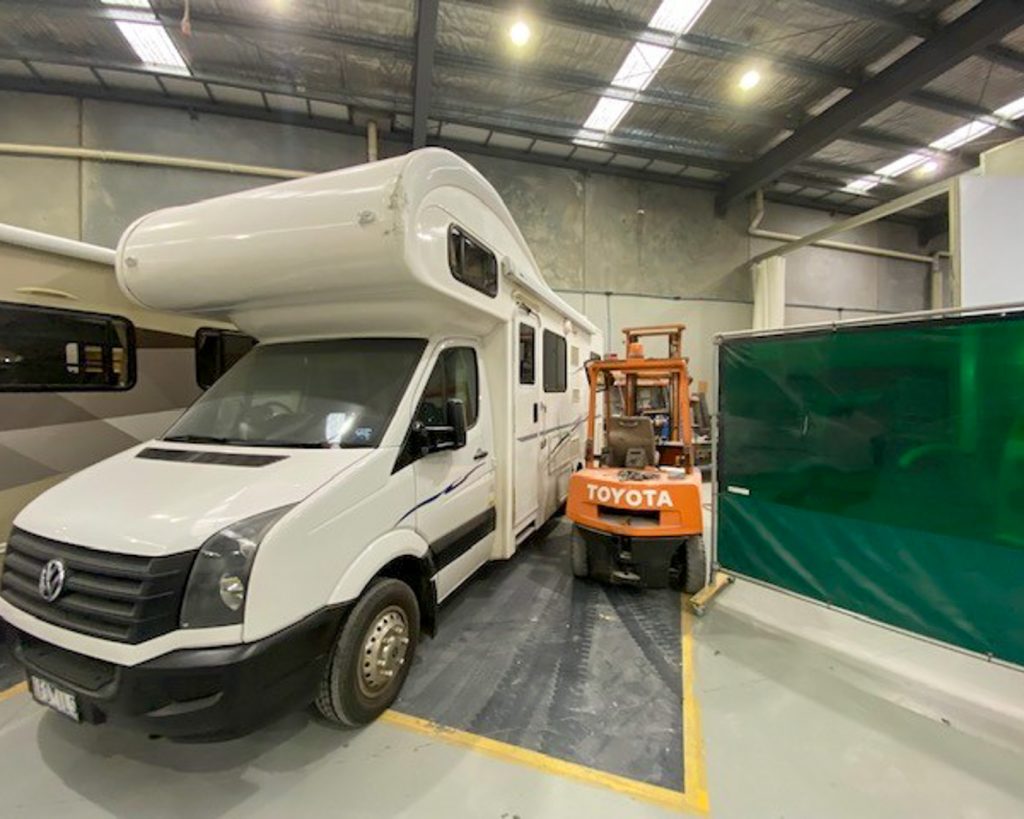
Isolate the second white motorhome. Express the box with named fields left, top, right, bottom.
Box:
left=0, top=148, right=602, bottom=739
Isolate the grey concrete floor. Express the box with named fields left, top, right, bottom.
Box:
left=1, top=518, right=1023, bottom=817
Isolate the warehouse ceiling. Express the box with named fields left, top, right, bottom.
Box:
left=3, top=0, right=1024, bottom=235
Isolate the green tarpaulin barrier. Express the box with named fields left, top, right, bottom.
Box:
left=716, top=313, right=1024, bottom=666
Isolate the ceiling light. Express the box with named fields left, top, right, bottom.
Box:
left=844, top=178, right=879, bottom=195
left=919, top=159, right=939, bottom=176
left=101, top=0, right=152, bottom=7
left=994, top=93, right=1024, bottom=120
left=582, top=97, right=632, bottom=133
left=115, top=19, right=189, bottom=74
left=875, top=153, right=928, bottom=178
left=509, top=20, right=531, bottom=46
left=738, top=69, right=761, bottom=91
left=648, top=0, right=713, bottom=34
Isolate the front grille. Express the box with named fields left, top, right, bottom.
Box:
left=0, top=528, right=196, bottom=644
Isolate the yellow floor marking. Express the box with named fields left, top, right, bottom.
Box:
left=382, top=709, right=699, bottom=813
left=682, top=603, right=711, bottom=813
left=384, top=597, right=710, bottom=815
left=0, top=682, right=27, bottom=703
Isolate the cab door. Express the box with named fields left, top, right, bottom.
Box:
left=513, top=311, right=541, bottom=539
left=410, top=343, right=496, bottom=601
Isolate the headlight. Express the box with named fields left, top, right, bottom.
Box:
left=180, top=505, right=294, bottom=628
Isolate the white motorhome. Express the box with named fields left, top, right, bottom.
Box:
left=0, top=149, right=602, bottom=739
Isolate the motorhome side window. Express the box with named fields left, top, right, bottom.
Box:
left=417, top=347, right=479, bottom=427
left=519, top=324, right=535, bottom=384
left=448, top=226, right=498, bottom=298
left=0, top=302, right=135, bottom=392
left=543, top=329, right=567, bottom=393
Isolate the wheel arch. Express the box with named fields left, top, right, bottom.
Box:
left=328, top=529, right=439, bottom=636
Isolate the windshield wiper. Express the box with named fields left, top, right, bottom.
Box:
left=239, top=440, right=332, bottom=449
left=163, top=434, right=235, bottom=444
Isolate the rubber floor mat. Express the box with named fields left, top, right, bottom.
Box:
left=395, top=517, right=684, bottom=790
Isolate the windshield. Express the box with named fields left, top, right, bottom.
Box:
left=165, top=338, right=426, bottom=448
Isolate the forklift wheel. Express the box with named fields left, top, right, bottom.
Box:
left=570, top=536, right=589, bottom=579
left=682, top=535, right=707, bottom=594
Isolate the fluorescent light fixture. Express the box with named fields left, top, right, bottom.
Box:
left=115, top=19, right=189, bottom=73
left=612, top=43, right=671, bottom=91
left=919, top=159, right=939, bottom=176
left=101, top=0, right=153, bottom=7
left=875, top=153, right=929, bottom=178
left=509, top=20, right=531, bottom=47
left=844, top=178, right=879, bottom=195
left=929, top=121, right=995, bottom=152
left=649, top=0, right=714, bottom=34
left=572, top=136, right=606, bottom=149
left=995, top=93, right=1024, bottom=120
left=582, top=97, right=633, bottom=133
left=578, top=0, right=711, bottom=139
left=738, top=69, right=761, bottom=91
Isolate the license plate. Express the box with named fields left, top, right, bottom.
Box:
left=29, top=675, right=80, bottom=722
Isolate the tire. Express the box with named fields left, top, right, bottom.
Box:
left=682, top=535, right=707, bottom=594
left=314, top=577, right=420, bottom=728
left=570, top=533, right=589, bottom=579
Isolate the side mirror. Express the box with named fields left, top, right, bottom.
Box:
left=412, top=398, right=468, bottom=456
left=447, top=398, right=468, bottom=449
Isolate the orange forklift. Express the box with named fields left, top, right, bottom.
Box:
left=566, top=325, right=706, bottom=592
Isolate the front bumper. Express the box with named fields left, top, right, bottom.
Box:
left=4, top=605, right=349, bottom=741
left=574, top=524, right=685, bottom=588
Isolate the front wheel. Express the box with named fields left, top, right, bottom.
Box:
left=315, top=577, right=420, bottom=728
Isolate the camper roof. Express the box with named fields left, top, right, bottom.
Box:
left=116, top=148, right=596, bottom=341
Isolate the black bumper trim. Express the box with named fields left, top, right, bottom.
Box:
left=5, top=604, right=350, bottom=741
left=574, top=524, right=684, bottom=589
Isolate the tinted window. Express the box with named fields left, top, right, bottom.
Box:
left=0, top=302, right=134, bottom=392
left=448, top=226, right=498, bottom=298
left=417, top=347, right=479, bottom=428
left=165, top=338, right=426, bottom=448
left=543, top=329, right=567, bottom=393
left=519, top=324, right=535, bottom=384
left=196, top=327, right=257, bottom=389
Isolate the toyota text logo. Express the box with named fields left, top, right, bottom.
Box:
left=38, top=559, right=66, bottom=603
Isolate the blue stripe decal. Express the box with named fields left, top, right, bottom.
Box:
left=395, top=461, right=488, bottom=526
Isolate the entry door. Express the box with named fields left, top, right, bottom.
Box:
left=514, top=312, right=542, bottom=536
left=412, top=344, right=496, bottom=601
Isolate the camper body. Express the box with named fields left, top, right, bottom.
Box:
left=1, top=149, right=601, bottom=739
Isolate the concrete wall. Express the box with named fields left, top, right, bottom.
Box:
left=0, top=90, right=934, bottom=388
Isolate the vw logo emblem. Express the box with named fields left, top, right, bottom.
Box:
left=38, top=559, right=66, bottom=603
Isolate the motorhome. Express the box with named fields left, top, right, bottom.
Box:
left=0, top=148, right=602, bottom=739
left=0, top=226, right=241, bottom=541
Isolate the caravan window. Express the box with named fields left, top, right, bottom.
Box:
left=448, top=226, right=498, bottom=298
left=417, top=347, right=479, bottom=428
left=519, top=324, right=535, bottom=384
left=0, top=302, right=135, bottom=392
left=543, top=329, right=567, bottom=393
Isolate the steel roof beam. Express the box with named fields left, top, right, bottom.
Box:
left=716, top=0, right=1024, bottom=213
left=450, top=0, right=1021, bottom=129
left=411, top=0, right=439, bottom=148
left=807, top=0, right=1024, bottom=74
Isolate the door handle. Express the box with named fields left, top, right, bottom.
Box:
left=533, top=402, right=538, bottom=423
left=473, top=448, right=489, bottom=461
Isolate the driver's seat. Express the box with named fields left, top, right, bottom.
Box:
left=605, top=416, right=657, bottom=468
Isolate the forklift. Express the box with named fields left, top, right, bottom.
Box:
left=566, top=325, right=706, bottom=592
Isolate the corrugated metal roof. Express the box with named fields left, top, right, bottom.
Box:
left=0, top=0, right=1021, bottom=223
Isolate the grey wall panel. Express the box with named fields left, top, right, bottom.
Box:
left=0, top=90, right=80, bottom=146
left=467, top=154, right=584, bottom=290
left=81, top=99, right=366, bottom=173
left=82, top=163, right=280, bottom=247
left=0, top=155, right=80, bottom=238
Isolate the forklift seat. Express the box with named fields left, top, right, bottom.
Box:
left=605, top=416, right=658, bottom=468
